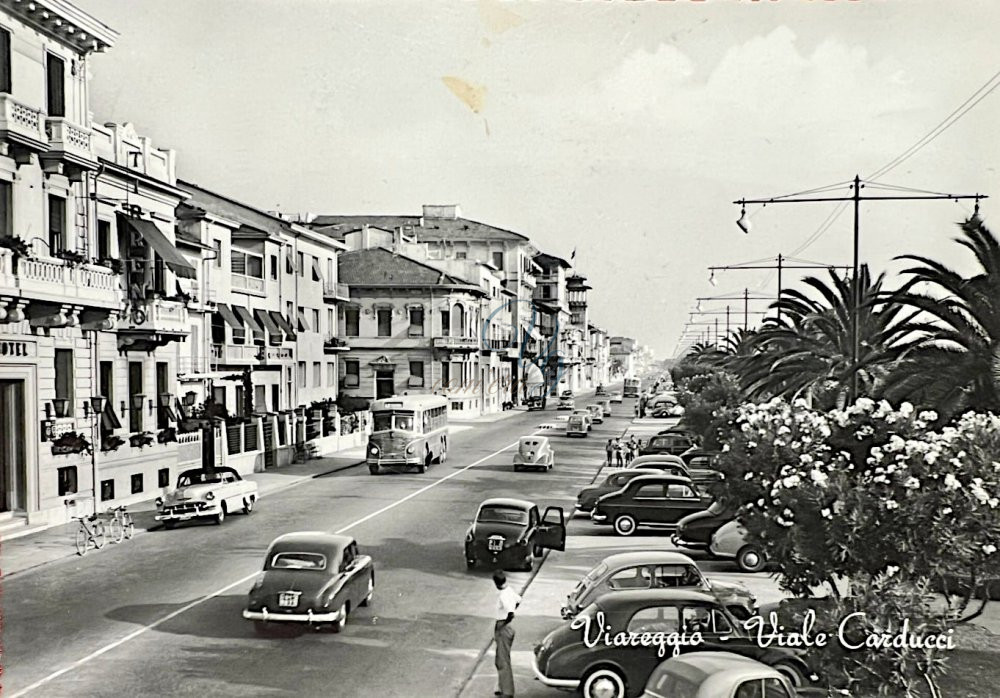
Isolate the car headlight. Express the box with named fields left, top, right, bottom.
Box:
left=406, top=445, right=415, bottom=454
left=155, top=497, right=163, bottom=507
left=369, top=445, right=379, bottom=455
left=465, top=530, right=474, bottom=543
left=205, top=491, right=215, bottom=501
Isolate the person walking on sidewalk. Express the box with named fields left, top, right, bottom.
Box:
left=614, top=438, right=624, bottom=467
left=605, top=439, right=614, bottom=465
left=493, top=570, right=521, bottom=698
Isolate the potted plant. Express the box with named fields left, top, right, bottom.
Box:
left=99, top=258, right=125, bottom=274
left=129, top=431, right=155, bottom=449
left=157, top=426, right=177, bottom=444
left=101, top=434, right=125, bottom=453
left=51, top=431, right=92, bottom=456
left=56, top=249, right=88, bottom=268
left=0, top=236, right=31, bottom=272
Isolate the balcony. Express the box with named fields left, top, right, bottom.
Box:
left=117, top=298, right=189, bottom=351
left=258, top=345, right=293, bottom=362
left=434, top=336, right=478, bottom=352
left=323, top=282, right=350, bottom=303
left=41, top=117, right=97, bottom=179
left=178, top=356, right=210, bottom=378
left=0, top=250, right=120, bottom=310
left=231, top=273, right=265, bottom=294
left=0, top=96, right=47, bottom=159
left=323, top=336, right=351, bottom=354
left=211, top=343, right=258, bottom=364
left=482, top=337, right=513, bottom=353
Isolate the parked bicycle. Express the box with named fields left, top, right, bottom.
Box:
left=74, top=514, right=107, bottom=555
left=106, top=505, right=135, bottom=544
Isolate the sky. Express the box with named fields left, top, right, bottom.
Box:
left=75, top=0, right=1000, bottom=358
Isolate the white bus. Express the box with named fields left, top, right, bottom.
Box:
left=367, top=395, right=449, bottom=474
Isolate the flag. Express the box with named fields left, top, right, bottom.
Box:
left=570, top=248, right=576, bottom=261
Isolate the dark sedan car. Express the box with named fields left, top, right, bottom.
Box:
left=591, top=475, right=711, bottom=536
left=243, top=532, right=374, bottom=634
left=672, top=501, right=737, bottom=550
left=465, top=498, right=566, bottom=571
left=576, top=469, right=666, bottom=514
left=640, top=433, right=697, bottom=457
left=533, top=589, right=816, bottom=698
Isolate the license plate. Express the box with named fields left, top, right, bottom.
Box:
left=278, top=592, right=299, bottom=608
left=488, top=538, right=503, bottom=552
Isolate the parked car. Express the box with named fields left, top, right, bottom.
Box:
left=566, top=414, right=589, bottom=438
left=599, top=399, right=612, bottom=416
left=560, top=551, right=756, bottom=621
left=532, top=589, right=817, bottom=698
left=596, top=385, right=608, bottom=396
left=558, top=396, right=575, bottom=410
left=640, top=432, right=698, bottom=457
left=591, top=474, right=711, bottom=536
left=575, top=469, right=665, bottom=514
left=513, top=435, right=555, bottom=472
left=649, top=392, right=678, bottom=408
left=561, top=389, right=574, bottom=399
left=628, top=455, right=719, bottom=490
left=650, top=404, right=684, bottom=418
left=464, top=498, right=566, bottom=571
left=641, top=652, right=829, bottom=698
left=587, top=404, right=605, bottom=424
left=710, top=520, right=767, bottom=573
left=572, top=409, right=593, bottom=430
left=242, top=532, right=373, bottom=634
left=673, top=500, right=737, bottom=550
left=526, top=395, right=544, bottom=411
left=610, top=392, right=623, bottom=404
left=657, top=426, right=697, bottom=437
left=155, top=466, right=258, bottom=528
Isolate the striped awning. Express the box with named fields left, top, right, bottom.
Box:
left=233, top=305, right=263, bottom=334
left=269, top=311, right=297, bottom=339
left=255, top=309, right=281, bottom=337
left=216, top=303, right=243, bottom=330
left=296, top=309, right=311, bottom=332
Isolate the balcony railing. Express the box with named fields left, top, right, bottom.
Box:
left=482, top=337, right=513, bottom=352
left=433, top=336, right=478, bottom=351
left=178, top=356, right=210, bottom=375
left=258, top=346, right=293, bottom=362
left=231, top=274, right=264, bottom=294
left=212, top=343, right=258, bottom=363
left=0, top=95, right=46, bottom=151
left=0, top=249, right=120, bottom=309
left=44, top=117, right=95, bottom=164
left=122, top=298, right=189, bottom=334
left=323, top=282, right=350, bottom=302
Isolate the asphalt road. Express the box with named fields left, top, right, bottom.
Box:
left=4, top=392, right=631, bottom=697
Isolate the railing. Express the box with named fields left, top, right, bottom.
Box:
left=0, top=95, right=46, bottom=148
left=323, top=282, right=350, bottom=301
left=483, top=337, right=512, bottom=351
left=433, top=336, right=478, bottom=351
left=45, top=117, right=95, bottom=162
left=177, top=431, right=201, bottom=466
left=258, top=346, right=293, bottom=361
left=0, top=250, right=120, bottom=309
left=212, top=343, right=258, bottom=363
left=231, top=274, right=265, bottom=293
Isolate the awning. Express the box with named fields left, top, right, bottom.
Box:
left=312, top=257, right=325, bottom=282
left=117, top=213, right=197, bottom=279
left=269, top=311, right=297, bottom=339
left=101, top=403, right=121, bottom=431
left=255, top=309, right=281, bottom=337
left=233, top=305, right=263, bottom=334
left=523, top=326, right=542, bottom=342
left=216, top=303, right=243, bottom=331
left=297, top=309, right=311, bottom=332
left=285, top=248, right=296, bottom=274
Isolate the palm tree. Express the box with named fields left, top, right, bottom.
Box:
left=737, top=265, right=921, bottom=408
left=886, top=216, right=1000, bottom=416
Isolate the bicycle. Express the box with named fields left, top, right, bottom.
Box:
left=106, top=505, right=135, bottom=544
left=74, top=514, right=107, bottom=555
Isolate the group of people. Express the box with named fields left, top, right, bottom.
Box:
left=605, top=435, right=642, bottom=466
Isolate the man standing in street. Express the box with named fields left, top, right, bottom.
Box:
left=605, top=438, right=614, bottom=465
left=493, top=570, right=520, bottom=698
left=614, top=438, right=624, bottom=467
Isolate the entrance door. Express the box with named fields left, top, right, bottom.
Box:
left=0, top=380, right=27, bottom=512
left=375, top=369, right=394, bottom=399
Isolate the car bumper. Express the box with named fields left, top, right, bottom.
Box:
left=242, top=607, right=343, bottom=623
left=531, top=654, right=580, bottom=689
left=671, top=533, right=708, bottom=549
left=368, top=457, right=420, bottom=466
left=156, top=504, right=220, bottom=521
left=590, top=511, right=609, bottom=523
left=466, top=544, right=530, bottom=565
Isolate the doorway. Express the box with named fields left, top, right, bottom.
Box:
left=375, top=369, right=394, bottom=399
left=0, top=379, right=27, bottom=512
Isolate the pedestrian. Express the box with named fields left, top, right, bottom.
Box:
left=614, top=438, right=624, bottom=467
left=493, top=570, right=520, bottom=698
left=605, top=438, right=614, bottom=465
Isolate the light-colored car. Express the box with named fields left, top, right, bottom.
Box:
left=560, top=551, right=756, bottom=621
left=156, top=466, right=258, bottom=528
left=599, top=399, right=612, bottom=416
left=710, top=520, right=767, bottom=573
left=571, top=409, right=593, bottom=431
left=513, top=436, right=555, bottom=471
left=641, top=652, right=812, bottom=698
left=610, top=392, right=623, bottom=404
left=566, top=414, right=589, bottom=438
left=586, top=404, right=604, bottom=424
left=557, top=396, right=575, bottom=410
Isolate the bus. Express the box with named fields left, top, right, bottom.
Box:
left=623, top=377, right=641, bottom=398
left=367, top=395, right=449, bottom=475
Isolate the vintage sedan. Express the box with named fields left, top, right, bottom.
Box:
left=558, top=396, right=575, bottom=410
left=595, top=384, right=608, bottom=396
left=243, top=532, right=374, bottom=634
left=566, top=414, right=589, bottom=438
left=629, top=455, right=722, bottom=490
left=561, top=551, right=756, bottom=621
left=587, top=404, right=605, bottom=424
left=641, top=652, right=831, bottom=698
left=640, top=432, right=698, bottom=457
left=610, top=392, right=623, bottom=404
left=591, top=474, right=711, bottom=536
left=533, top=589, right=816, bottom=698
left=155, top=466, right=257, bottom=528
left=673, top=500, right=737, bottom=550
left=572, top=408, right=593, bottom=430
left=599, top=399, right=612, bottom=416
left=513, top=436, right=555, bottom=472
left=710, top=520, right=767, bottom=573
left=575, top=469, right=665, bottom=514
left=465, top=498, right=566, bottom=571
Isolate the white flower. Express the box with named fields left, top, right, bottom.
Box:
left=944, top=473, right=961, bottom=491
left=942, top=507, right=953, bottom=516
left=756, top=498, right=765, bottom=507
left=885, top=565, right=899, bottom=578
left=744, top=472, right=754, bottom=480
left=721, top=444, right=731, bottom=453
left=899, top=402, right=914, bottom=417
left=833, top=500, right=845, bottom=514
left=782, top=475, right=802, bottom=488
left=855, top=397, right=875, bottom=412
left=799, top=454, right=814, bottom=465
left=885, top=499, right=899, bottom=510
left=904, top=477, right=921, bottom=490
left=821, top=508, right=832, bottom=519
left=983, top=544, right=997, bottom=555
left=810, top=470, right=829, bottom=487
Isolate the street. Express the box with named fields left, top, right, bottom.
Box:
left=5, top=392, right=651, bottom=697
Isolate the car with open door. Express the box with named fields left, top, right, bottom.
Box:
left=464, top=498, right=566, bottom=571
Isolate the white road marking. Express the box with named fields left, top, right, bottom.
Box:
left=10, top=435, right=532, bottom=697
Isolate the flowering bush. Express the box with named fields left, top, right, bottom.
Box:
left=673, top=370, right=742, bottom=451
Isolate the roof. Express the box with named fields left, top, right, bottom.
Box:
left=267, top=532, right=352, bottom=552
left=177, top=179, right=295, bottom=241
left=534, top=252, right=571, bottom=270
left=519, top=436, right=549, bottom=444
left=479, top=497, right=533, bottom=510
left=594, top=588, right=719, bottom=610
left=371, top=394, right=450, bottom=411
left=647, top=652, right=776, bottom=697
left=596, top=551, right=698, bottom=569
left=309, top=214, right=531, bottom=243
left=338, top=247, right=484, bottom=294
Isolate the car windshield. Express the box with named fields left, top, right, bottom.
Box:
left=177, top=471, right=226, bottom=487
left=270, top=552, right=327, bottom=570
left=373, top=411, right=416, bottom=432
left=477, top=505, right=529, bottom=525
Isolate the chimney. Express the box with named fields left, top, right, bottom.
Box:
left=422, top=204, right=460, bottom=220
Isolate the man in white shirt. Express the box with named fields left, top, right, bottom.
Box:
left=493, top=570, right=521, bottom=698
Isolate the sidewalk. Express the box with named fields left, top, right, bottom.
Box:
left=451, top=408, right=530, bottom=425
left=0, top=445, right=367, bottom=579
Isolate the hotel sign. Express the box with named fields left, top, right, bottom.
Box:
left=0, top=340, right=35, bottom=358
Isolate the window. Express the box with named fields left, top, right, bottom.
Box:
left=298, top=361, right=306, bottom=388
left=312, top=362, right=321, bottom=387
left=57, top=466, right=77, bottom=496
left=609, top=567, right=650, bottom=591
left=98, top=361, right=117, bottom=436
left=234, top=385, right=245, bottom=418
left=440, top=309, right=450, bottom=337
left=492, top=251, right=504, bottom=270
left=455, top=251, right=467, bottom=260
left=345, top=307, right=360, bottom=337
left=441, top=361, right=450, bottom=388
left=408, top=361, right=424, bottom=388
left=408, top=307, right=424, bottom=336
left=269, top=255, right=278, bottom=279
left=97, top=219, right=111, bottom=260
left=377, top=308, right=391, bottom=337
left=297, top=251, right=304, bottom=277
left=344, top=360, right=359, bottom=388
left=45, top=53, right=65, bottom=117
left=100, top=479, right=115, bottom=502
left=231, top=251, right=263, bottom=278
left=212, top=239, right=222, bottom=267
left=666, top=484, right=697, bottom=499
left=0, top=180, right=11, bottom=238
left=312, top=308, right=320, bottom=331
left=626, top=606, right=680, bottom=634
left=327, top=362, right=336, bottom=387
left=54, top=348, right=74, bottom=417
left=48, top=194, right=66, bottom=254
left=634, top=484, right=665, bottom=499
left=271, top=384, right=279, bottom=411
left=158, top=468, right=169, bottom=488
left=541, top=285, right=552, bottom=299
left=156, top=362, right=172, bottom=429
left=131, top=473, right=144, bottom=495
left=311, top=256, right=321, bottom=282
left=327, top=309, right=335, bottom=335
left=0, top=28, right=10, bottom=93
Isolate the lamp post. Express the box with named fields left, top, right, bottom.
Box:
left=695, top=290, right=775, bottom=333
left=88, top=396, right=105, bottom=513
left=735, top=176, right=987, bottom=402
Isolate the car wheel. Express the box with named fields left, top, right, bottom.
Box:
left=243, top=497, right=254, bottom=515
left=613, top=515, right=637, bottom=536
left=582, top=667, right=627, bottom=698
left=361, top=573, right=374, bottom=607
left=331, top=602, right=348, bottom=634
left=773, top=660, right=807, bottom=688
left=214, top=507, right=225, bottom=526
left=737, top=545, right=766, bottom=573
